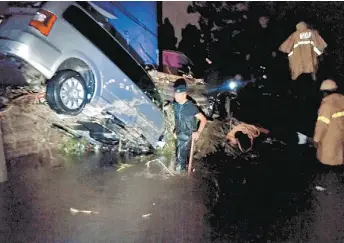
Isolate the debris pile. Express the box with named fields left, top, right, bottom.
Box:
left=0, top=87, right=94, bottom=165
left=194, top=118, right=254, bottom=159
left=156, top=104, right=176, bottom=161
left=148, top=70, right=204, bottom=85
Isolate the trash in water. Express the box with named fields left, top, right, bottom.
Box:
left=156, top=141, right=166, bottom=148
left=297, top=132, right=308, bottom=145
left=142, top=213, right=152, bottom=218
left=117, top=163, right=134, bottom=172
left=315, top=186, right=326, bottom=191
left=146, top=159, right=175, bottom=176
left=70, top=208, right=99, bottom=215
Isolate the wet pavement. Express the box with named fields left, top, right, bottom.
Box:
left=1, top=143, right=344, bottom=242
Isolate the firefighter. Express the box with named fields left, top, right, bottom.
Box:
left=279, top=22, right=327, bottom=81
left=313, top=79, right=344, bottom=166
left=173, top=79, right=207, bottom=173
left=226, top=123, right=270, bottom=153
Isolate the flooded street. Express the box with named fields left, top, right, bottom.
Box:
left=0, top=1, right=343, bottom=242
left=0, top=92, right=343, bottom=243
left=0, top=154, right=210, bottom=242
left=1, top=145, right=344, bottom=242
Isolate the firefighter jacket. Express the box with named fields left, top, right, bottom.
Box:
left=279, top=22, right=327, bottom=80
left=314, top=93, right=344, bottom=166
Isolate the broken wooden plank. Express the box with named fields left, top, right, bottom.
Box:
left=0, top=121, right=7, bottom=183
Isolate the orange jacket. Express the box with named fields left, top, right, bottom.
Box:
left=279, top=22, right=327, bottom=80
left=314, top=93, right=344, bottom=165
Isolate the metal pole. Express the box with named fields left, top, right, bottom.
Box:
left=0, top=122, right=7, bottom=183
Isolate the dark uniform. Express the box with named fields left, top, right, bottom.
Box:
left=173, top=100, right=199, bottom=170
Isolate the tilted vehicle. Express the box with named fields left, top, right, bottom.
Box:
left=0, top=1, right=166, bottom=152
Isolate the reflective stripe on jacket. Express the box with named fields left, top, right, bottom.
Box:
left=314, top=94, right=344, bottom=165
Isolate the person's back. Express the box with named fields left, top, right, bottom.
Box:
left=315, top=93, right=344, bottom=165
left=314, top=79, right=344, bottom=166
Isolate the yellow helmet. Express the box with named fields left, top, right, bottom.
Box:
left=320, top=79, right=338, bottom=91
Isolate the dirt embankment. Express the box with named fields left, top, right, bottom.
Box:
left=0, top=88, right=85, bottom=167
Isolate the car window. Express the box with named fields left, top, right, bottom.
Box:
left=63, top=4, right=163, bottom=110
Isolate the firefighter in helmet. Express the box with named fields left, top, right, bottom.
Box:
left=313, top=79, right=344, bottom=166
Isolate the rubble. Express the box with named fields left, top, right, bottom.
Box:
left=148, top=70, right=204, bottom=85
left=0, top=87, right=94, bottom=166
left=149, top=72, right=254, bottom=161
left=155, top=104, right=175, bottom=160
left=194, top=118, right=255, bottom=160
left=0, top=71, right=208, bottom=166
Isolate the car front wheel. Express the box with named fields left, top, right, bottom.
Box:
left=46, top=70, right=88, bottom=115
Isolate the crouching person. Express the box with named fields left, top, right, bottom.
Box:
left=226, top=123, right=270, bottom=152
left=173, top=79, right=207, bottom=174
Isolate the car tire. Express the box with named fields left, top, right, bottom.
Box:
left=46, top=70, right=88, bottom=115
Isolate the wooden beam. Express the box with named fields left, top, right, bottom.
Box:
left=0, top=122, right=7, bottom=183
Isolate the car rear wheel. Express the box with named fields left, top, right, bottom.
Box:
left=46, top=70, right=88, bottom=115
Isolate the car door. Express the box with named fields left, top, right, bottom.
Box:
left=100, top=59, right=165, bottom=148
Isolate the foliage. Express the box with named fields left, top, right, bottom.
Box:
left=59, top=136, right=89, bottom=156
left=155, top=103, right=176, bottom=162
left=188, top=2, right=251, bottom=61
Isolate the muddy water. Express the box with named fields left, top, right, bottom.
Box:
left=0, top=153, right=210, bottom=243
left=1, top=146, right=344, bottom=242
